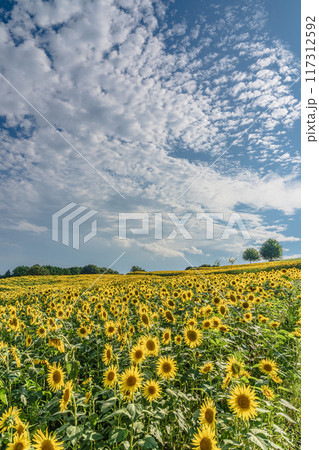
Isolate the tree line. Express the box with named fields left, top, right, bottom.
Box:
left=1, top=264, right=119, bottom=278
left=242, top=239, right=283, bottom=263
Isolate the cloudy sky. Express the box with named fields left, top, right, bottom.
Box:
left=0, top=0, right=300, bottom=274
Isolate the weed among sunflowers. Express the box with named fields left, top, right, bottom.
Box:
left=0, top=262, right=301, bottom=448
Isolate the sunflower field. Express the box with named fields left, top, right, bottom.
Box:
left=0, top=263, right=301, bottom=449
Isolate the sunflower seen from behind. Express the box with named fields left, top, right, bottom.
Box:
left=0, top=406, right=21, bottom=432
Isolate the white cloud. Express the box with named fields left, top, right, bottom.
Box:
left=0, top=0, right=300, bottom=269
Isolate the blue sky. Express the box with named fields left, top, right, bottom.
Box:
left=0, top=0, right=300, bottom=274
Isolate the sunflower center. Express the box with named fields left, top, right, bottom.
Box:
left=108, top=327, right=115, bottom=333
left=164, top=333, right=169, bottom=340
left=16, top=424, right=24, bottom=435
left=12, top=318, right=18, bottom=326
left=142, top=314, right=149, bottom=324
left=126, top=375, right=137, bottom=386
left=146, top=340, right=155, bottom=351
left=148, top=386, right=156, bottom=395
left=187, top=330, right=197, bottom=341
left=237, top=394, right=250, bottom=409
left=161, top=361, right=172, bottom=373
left=135, top=350, right=143, bottom=359
left=15, top=444, right=24, bottom=450
left=106, top=350, right=111, bottom=359
left=80, top=328, right=86, bottom=334
left=41, top=440, right=54, bottom=450
left=53, top=370, right=61, bottom=383
left=200, top=437, right=213, bottom=450
left=205, top=408, right=215, bottom=424
left=107, top=371, right=115, bottom=381
left=231, top=363, right=241, bottom=374
left=263, top=364, right=272, bottom=372
left=63, top=389, right=70, bottom=402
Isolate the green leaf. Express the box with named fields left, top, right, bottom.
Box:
left=137, top=436, right=159, bottom=449
left=277, top=412, right=296, bottom=424
left=248, top=433, right=268, bottom=450
left=127, top=403, right=137, bottom=420
left=0, top=389, right=8, bottom=405
left=66, top=425, right=84, bottom=445
left=279, top=399, right=298, bottom=411
left=109, top=427, right=129, bottom=444
left=88, top=432, right=103, bottom=441
left=65, top=361, right=80, bottom=380
left=101, top=397, right=117, bottom=413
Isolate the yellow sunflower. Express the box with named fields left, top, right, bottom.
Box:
left=37, top=326, right=47, bottom=338
left=174, top=335, right=182, bottom=345
left=119, top=366, right=143, bottom=394
left=200, top=362, right=214, bottom=374
left=13, top=420, right=27, bottom=439
left=47, top=363, right=65, bottom=392
left=32, top=429, right=64, bottom=450
left=261, top=385, right=275, bottom=400
left=25, top=335, right=32, bottom=347
left=77, top=325, right=89, bottom=338
left=184, top=326, right=203, bottom=348
left=156, top=356, right=177, bottom=380
left=102, top=344, right=113, bottom=365
left=191, top=425, right=219, bottom=450
left=199, top=398, right=217, bottom=429
left=164, top=310, right=175, bottom=324
left=201, top=318, right=212, bottom=330
left=226, top=356, right=243, bottom=379
left=60, top=381, right=73, bottom=411
left=142, top=336, right=160, bottom=356
left=211, top=317, right=221, bottom=329
left=228, top=384, right=259, bottom=421
left=103, top=365, right=118, bottom=388
left=259, top=358, right=278, bottom=377
left=162, top=328, right=172, bottom=345
left=142, top=379, right=162, bottom=402
left=140, top=313, right=151, bottom=329
left=6, top=433, right=30, bottom=450
left=104, top=320, right=117, bottom=338
left=130, top=345, right=146, bottom=365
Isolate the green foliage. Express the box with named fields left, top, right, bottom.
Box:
left=260, top=239, right=283, bottom=261
left=2, top=264, right=119, bottom=278
left=243, top=248, right=260, bottom=262
left=130, top=265, right=146, bottom=272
